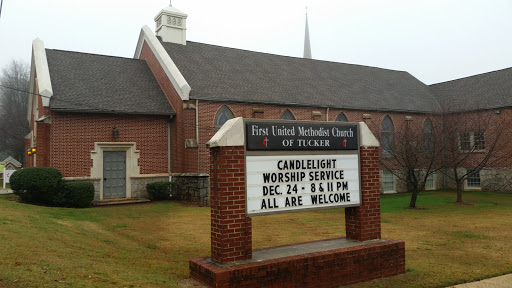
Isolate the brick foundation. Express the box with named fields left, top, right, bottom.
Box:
left=190, top=238, right=405, bottom=288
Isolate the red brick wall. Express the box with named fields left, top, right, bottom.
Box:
left=36, top=123, right=51, bottom=167
left=139, top=42, right=200, bottom=173
left=209, top=145, right=252, bottom=263
left=24, top=138, right=32, bottom=168
left=48, top=112, right=168, bottom=177
left=195, top=102, right=436, bottom=174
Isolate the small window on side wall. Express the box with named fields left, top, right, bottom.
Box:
left=215, top=106, right=234, bottom=131
left=336, top=113, right=348, bottom=122
left=280, top=109, right=295, bottom=120
left=466, top=169, right=481, bottom=188
left=425, top=172, right=435, bottom=190
left=383, top=170, right=395, bottom=193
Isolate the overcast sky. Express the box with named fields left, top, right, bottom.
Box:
left=1, top=0, right=512, bottom=84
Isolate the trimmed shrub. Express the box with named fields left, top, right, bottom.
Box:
left=10, top=167, right=63, bottom=205
left=59, top=182, right=95, bottom=208
left=146, top=181, right=175, bottom=200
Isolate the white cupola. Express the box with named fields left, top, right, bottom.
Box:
left=154, top=2, right=188, bottom=45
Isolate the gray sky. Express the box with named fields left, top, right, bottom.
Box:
left=1, top=0, right=512, bottom=84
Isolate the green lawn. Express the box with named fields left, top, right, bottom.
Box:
left=0, top=191, right=511, bottom=287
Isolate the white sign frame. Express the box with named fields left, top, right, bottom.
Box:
left=3, top=169, right=16, bottom=189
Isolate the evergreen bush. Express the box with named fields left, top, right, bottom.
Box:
left=59, top=182, right=95, bottom=208
left=146, top=181, right=175, bottom=200
left=10, top=167, right=63, bottom=205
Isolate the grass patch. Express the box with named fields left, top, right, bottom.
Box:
left=1, top=191, right=512, bottom=287
left=452, top=230, right=489, bottom=240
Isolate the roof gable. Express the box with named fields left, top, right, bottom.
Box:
left=1, top=156, right=22, bottom=168
left=430, top=68, right=512, bottom=111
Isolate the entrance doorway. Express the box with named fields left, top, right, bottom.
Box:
left=103, top=151, right=126, bottom=199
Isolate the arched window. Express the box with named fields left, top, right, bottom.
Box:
left=381, top=115, right=394, bottom=157
left=280, top=109, right=295, bottom=120
left=335, top=113, right=348, bottom=122
left=423, top=118, right=433, bottom=153
left=215, top=106, right=234, bottom=131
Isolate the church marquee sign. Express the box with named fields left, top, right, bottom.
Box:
left=245, top=120, right=361, bottom=216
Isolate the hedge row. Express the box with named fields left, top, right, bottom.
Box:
left=10, top=167, right=94, bottom=208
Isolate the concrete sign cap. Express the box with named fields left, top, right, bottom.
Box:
left=207, top=117, right=245, bottom=148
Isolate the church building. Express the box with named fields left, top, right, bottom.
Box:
left=25, top=3, right=512, bottom=203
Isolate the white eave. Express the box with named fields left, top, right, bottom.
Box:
left=134, top=25, right=191, bottom=101
left=32, top=39, right=53, bottom=106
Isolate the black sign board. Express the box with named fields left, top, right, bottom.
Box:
left=246, top=120, right=358, bottom=151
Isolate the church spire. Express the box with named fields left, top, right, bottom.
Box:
left=303, top=7, right=312, bottom=59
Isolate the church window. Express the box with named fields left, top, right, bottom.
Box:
left=381, top=115, right=394, bottom=157
left=336, top=113, right=348, bottom=122
left=280, top=109, right=295, bottom=120
left=215, top=106, right=234, bottom=131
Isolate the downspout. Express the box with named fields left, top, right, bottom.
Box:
left=326, top=107, right=329, bottom=121
left=196, top=99, right=199, bottom=171
left=168, top=115, right=172, bottom=179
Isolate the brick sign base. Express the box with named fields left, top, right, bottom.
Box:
left=193, top=120, right=406, bottom=288
left=190, top=238, right=405, bottom=288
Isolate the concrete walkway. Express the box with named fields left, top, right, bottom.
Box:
left=448, top=274, right=512, bottom=288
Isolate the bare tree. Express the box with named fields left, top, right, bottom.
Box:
left=379, top=115, right=444, bottom=208
left=0, top=60, right=30, bottom=164
left=440, top=108, right=510, bottom=203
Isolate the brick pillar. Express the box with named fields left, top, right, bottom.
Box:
left=210, top=145, right=252, bottom=263
left=345, top=146, right=381, bottom=241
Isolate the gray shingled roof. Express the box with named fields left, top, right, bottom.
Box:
left=430, top=68, right=512, bottom=112
left=163, top=41, right=441, bottom=113
left=46, top=49, right=175, bottom=115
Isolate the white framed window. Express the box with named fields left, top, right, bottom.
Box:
left=383, top=170, right=395, bottom=193
left=465, top=169, right=481, bottom=189
left=425, top=173, right=435, bottom=190
left=459, top=131, right=485, bottom=152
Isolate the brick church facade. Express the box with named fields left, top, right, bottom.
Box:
left=25, top=4, right=512, bottom=202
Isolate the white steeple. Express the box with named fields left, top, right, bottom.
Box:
left=303, top=8, right=312, bottom=59
left=154, top=2, right=188, bottom=45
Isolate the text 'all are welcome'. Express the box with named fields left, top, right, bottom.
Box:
left=246, top=154, right=361, bottom=216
